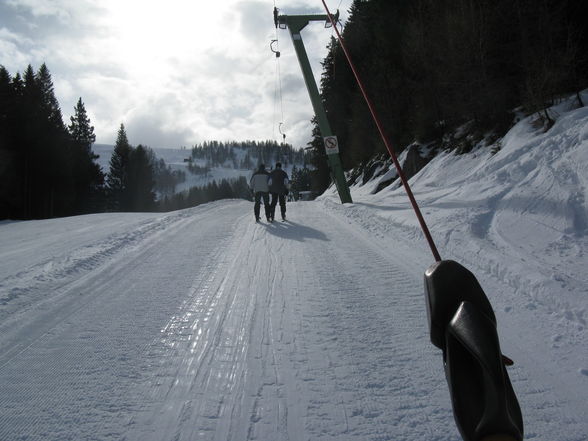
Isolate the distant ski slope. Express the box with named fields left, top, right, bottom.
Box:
left=1, top=198, right=586, bottom=440
left=92, top=144, right=304, bottom=195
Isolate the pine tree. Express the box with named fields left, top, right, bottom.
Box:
left=21, top=64, right=73, bottom=218
left=218, top=179, right=233, bottom=199
left=69, top=98, right=96, bottom=148
left=36, top=64, right=65, bottom=130
left=152, top=157, right=177, bottom=197
left=107, top=124, right=132, bottom=210
left=307, top=118, right=332, bottom=193
left=68, top=98, right=104, bottom=213
left=0, top=66, right=17, bottom=219
left=1, top=69, right=32, bottom=218
left=0, top=66, right=12, bottom=153
left=128, top=145, right=155, bottom=211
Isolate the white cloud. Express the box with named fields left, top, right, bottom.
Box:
left=6, top=0, right=71, bottom=21
left=0, top=27, right=23, bottom=42
left=1, top=0, right=354, bottom=149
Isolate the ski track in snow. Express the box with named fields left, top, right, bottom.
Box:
left=0, top=203, right=232, bottom=441
left=0, top=200, right=457, bottom=441
left=319, top=198, right=588, bottom=440
left=113, top=200, right=456, bottom=441
left=0, top=195, right=586, bottom=440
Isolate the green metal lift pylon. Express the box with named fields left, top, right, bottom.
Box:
left=274, top=8, right=352, bottom=204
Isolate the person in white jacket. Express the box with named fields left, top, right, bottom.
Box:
left=249, top=164, right=271, bottom=222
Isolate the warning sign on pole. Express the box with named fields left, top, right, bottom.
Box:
left=323, top=136, right=339, bottom=155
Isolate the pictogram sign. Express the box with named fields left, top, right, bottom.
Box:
left=323, top=136, right=339, bottom=155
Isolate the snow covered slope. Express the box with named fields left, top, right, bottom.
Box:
left=92, top=144, right=303, bottom=195
left=0, top=98, right=587, bottom=440
left=0, top=202, right=445, bottom=441
left=93, top=144, right=248, bottom=194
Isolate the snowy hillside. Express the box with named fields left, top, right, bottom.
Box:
left=1, top=97, right=587, bottom=441
left=92, top=144, right=304, bottom=195
left=322, top=94, right=588, bottom=370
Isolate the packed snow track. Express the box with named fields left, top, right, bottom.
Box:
left=0, top=199, right=586, bottom=440
left=0, top=201, right=444, bottom=441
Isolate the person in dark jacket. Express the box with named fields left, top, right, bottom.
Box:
left=249, top=164, right=271, bottom=222
left=268, top=162, right=290, bottom=221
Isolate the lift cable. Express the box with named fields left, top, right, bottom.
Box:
left=276, top=49, right=286, bottom=143
left=271, top=3, right=286, bottom=144
left=271, top=45, right=279, bottom=141
left=321, top=0, right=441, bottom=262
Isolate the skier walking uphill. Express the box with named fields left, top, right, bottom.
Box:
left=268, top=162, right=290, bottom=221
left=250, top=164, right=271, bottom=222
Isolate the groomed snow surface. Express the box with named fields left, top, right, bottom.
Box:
left=1, top=98, right=587, bottom=440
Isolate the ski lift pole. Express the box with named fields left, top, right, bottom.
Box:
left=274, top=8, right=352, bottom=204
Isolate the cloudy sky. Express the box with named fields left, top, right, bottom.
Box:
left=0, top=0, right=353, bottom=149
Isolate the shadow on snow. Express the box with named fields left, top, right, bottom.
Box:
left=263, top=220, right=329, bottom=242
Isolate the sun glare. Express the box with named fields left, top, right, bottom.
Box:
left=104, top=1, right=231, bottom=74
